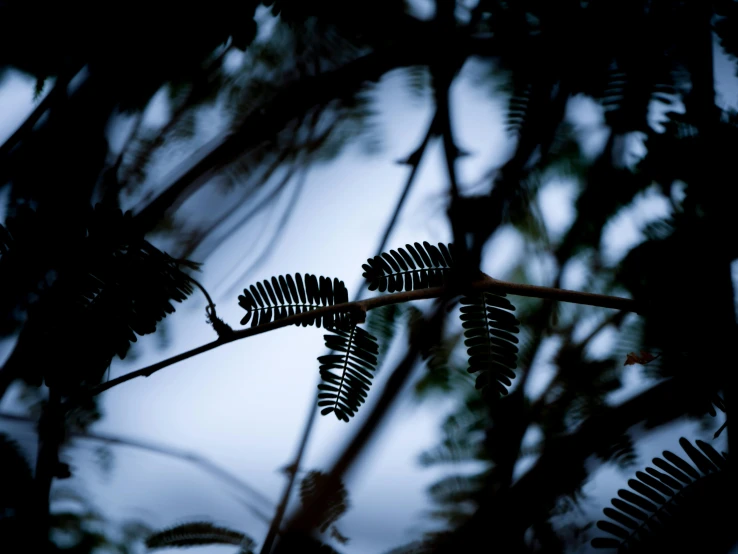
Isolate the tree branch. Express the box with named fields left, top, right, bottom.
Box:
left=259, top=109, right=441, bottom=554
left=0, top=411, right=273, bottom=523
left=131, top=29, right=495, bottom=235
left=433, top=376, right=707, bottom=552
left=63, top=276, right=639, bottom=410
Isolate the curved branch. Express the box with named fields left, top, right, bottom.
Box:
left=63, top=276, right=639, bottom=410
left=131, top=28, right=495, bottom=235
left=0, top=411, right=273, bottom=522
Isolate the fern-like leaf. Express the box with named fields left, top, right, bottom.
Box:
left=506, top=82, right=532, bottom=136
left=460, top=292, right=520, bottom=398
left=299, top=470, right=350, bottom=533
left=318, top=325, right=379, bottom=421
left=238, top=273, right=349, bottom=329
left=591, top=437, right=730, bottom=552
left=146, top=522, right=255, bottom=552
left=362, top=242, right=455, bottom=293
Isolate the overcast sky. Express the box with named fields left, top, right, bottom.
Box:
left=0, top=32, right=733, bottom=554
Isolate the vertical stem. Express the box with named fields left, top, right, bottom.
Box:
left=33, top=386, right=63, bottom=550
left=260, top=112, right=439, bottom=554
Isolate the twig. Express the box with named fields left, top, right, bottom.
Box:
left=221, top=163, right=311, bottom=301
left=117, top=46, right=231, bottom=190
left=33, top=387, right=63, bottom=549
left=259, top=110, right=440, bottom=554
left=131, top=24, right=495, bottom=235
left=62, top=276, right=640, bottom=410
left=434, top=376, right=706, bottom=552
left=0, top=411, right=273, bottom=523
left=279, top=274, right=458, bottom=546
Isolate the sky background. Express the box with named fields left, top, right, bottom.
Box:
left=0, top=31, right=733, bottom=554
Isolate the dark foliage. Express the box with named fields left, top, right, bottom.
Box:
left=318, top=325, right=379, bottom=421
left=238, top=273, right=349, bottom=329
left=1, top=204, right=194, bottom=394
left=299, top=471, right=349, bottom=534
left=459, top=292, right=520, bottom=399
left=146, top=521, right=255, bottom=552
left=362, top=242, right=456, bottom=293
left=592, top=438, right=734, bottom=553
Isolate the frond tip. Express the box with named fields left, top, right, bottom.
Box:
left=362, top=242, right=455, bottom=292
left=318, top=325, right=379, bottom=421
left=146, top=522, right=255, bottom=552
left=299, top=470, right=350, bottom=533
left=460, top=292, right=519, bottom=398
left=238, top=273, right=349, bottom=328
left=591, top=437, right=730, bottom=552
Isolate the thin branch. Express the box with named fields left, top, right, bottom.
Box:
left=117, top=46, right=232, bottom=190
left=131, top=25, right=494, bottom=235
left=434, top=376, right=708, bottom=552
left=221, top=164, right=311, bottom=301
left=0, top=411, right=273, bottom=523
left=259, top=110, right=440, bottom=554
left=0, top=63, right=83, bottom=166
left=63, top=276, right=640, bottom=410
left=279, top=273, right=459, bottom=546
left=33, top=386, right=63, bottom=548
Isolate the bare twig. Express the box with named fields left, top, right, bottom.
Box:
left=0, top=411, right=273, bottom=523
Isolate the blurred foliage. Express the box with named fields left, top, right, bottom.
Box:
left=1, top=0, right=737, bottom=553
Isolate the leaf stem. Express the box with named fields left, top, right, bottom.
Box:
left=63, top=275, right=640, bottom=410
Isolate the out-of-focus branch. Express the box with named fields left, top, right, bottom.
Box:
left=0, top=411, right=273, bottom=523
left=434, top=376, right=704, bottom=552
left=132, top=28, right=495, bottom=235
left=259, top=108, right=440, bottom=554
left=63, top=275, right=640, bottom=411
left=116, top=46, right=232, bottom=191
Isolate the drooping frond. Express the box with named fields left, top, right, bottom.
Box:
left=362, top=242, right=456, bottom=293
left=506, top=82, right=532, bottom=136
left=364, top=303, right=402, bottom=368
left=238, top=273, right=349, bottom=328
left=299, top=470, right=350, bottom=534
left=591, top=437, right=730, bottom=552
left=318, top=325, right=378, bottom=421
left=460, top=292, right=520, bottom=399
left=146, top=522, right=255, bottom=552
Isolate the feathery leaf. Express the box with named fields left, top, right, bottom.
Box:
left=238, top=273, right=349, bottom=329
left=318, top=325, right=379, bottom=421
left=299, top=471, right=350, bottom=533
left=146, top=522, right=255, bottom=551
left=362, top=242, right=456, bottom=293
left=460, top=292, right=520, bottom=399
left=591, top=437, right=730, bottom=551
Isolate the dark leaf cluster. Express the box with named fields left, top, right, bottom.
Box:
left=318, top=325, right=379, bottom=421
left=362, top=242, right=455, bottom=293
left=238, top=273, right=349, bottom=328
left=460, top=292, right=520, bottom=399
left=592, top=437, right=733, bottom=552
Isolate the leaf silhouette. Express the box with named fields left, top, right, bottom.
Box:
left=460, top=292, right=520, bottom=399
left=318, top=325, right=379, bottom=421
left=362, top=242, right=456, bottom=293
left=238, top=273, right=349, bottom=329
left=299, top=470, right=350, bottom=534
left=146, top=522, right=255, bottom=551
left=591, top=437, right=731, bottom=552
